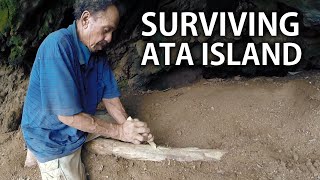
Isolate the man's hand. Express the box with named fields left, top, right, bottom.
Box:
left=116, top=118, right=154, bottom=145
left=102, top=98, right=154, bottom=144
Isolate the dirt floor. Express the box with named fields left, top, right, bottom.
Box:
left=2, top=72, right=320, bottom=180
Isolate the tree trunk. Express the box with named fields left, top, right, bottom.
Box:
left=85, top=138, right=226, bottom=162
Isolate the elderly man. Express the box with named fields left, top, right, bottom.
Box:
left=21, top=0, right=153, bottom=179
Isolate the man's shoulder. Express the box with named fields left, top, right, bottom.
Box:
left=40, top=27, right=74, bottom=50
left=36, top=27, right=77, bottom=64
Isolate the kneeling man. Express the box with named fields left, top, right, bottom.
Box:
left=21, top=0, right=153, bottom=179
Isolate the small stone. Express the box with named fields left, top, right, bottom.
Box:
left=217, top=170, right=224, bottom=174
left=98, top=165, right=104, bottom=171
left=314, top=160, right=320, bottom=168
left=293, top=153, right=299, bottom=161
left=234, top=76, right=241, bottom=81
left=273, top=176, right=281, bottom=180
left=289, top=170, right=294, bottom=173
left=177, top=130, right=182, bottom=136
left=266, top=78, right=274, bottom=82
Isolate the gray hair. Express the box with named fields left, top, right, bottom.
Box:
left=73, top=0, right=123, bottom=20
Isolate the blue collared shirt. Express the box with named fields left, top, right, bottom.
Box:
left=21, top=21, right=121, bottom=163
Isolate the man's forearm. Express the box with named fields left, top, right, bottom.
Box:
left=103, top=98, right=128, bottom=124
left=58, top=113, right=120, bottom=139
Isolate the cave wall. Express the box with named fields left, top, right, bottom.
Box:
left=0, top=0, right=75, bottom=66
left=107, top=0, right=320, bottom=89
left=0, top=0, right=319, bottom=88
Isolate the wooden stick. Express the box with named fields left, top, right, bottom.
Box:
left=85, top=138, right=226, bottom=162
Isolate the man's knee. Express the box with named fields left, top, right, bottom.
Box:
left=38, top=149, right=86, bottom=180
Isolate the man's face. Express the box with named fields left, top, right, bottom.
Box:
left=81, top=5, right=120, bottom=52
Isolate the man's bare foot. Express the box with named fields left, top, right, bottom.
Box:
left=24, top=149, right=37, bottom=168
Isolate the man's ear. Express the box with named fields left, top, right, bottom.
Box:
left=80, top=10, right=91, bottom=29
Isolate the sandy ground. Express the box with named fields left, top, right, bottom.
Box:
left=2, top=72, right=320, bottom=180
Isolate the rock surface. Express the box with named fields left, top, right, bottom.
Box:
left=0, top=65, right=27, bottom=133
left=0, top=0, right=319, bottom=89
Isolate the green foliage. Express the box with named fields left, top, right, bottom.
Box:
left=0, top=8, right=8, bottom=33
left=0, top=0, right=20, bottom=34
left=8, top=35, right=25, bottom=65
left=38, top=20, right=51, bottom=39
